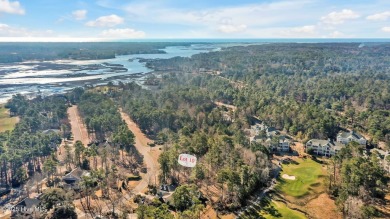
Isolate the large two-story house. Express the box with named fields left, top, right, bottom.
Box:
left=337, top=130, right=367, bottom=145
left=305, top=139, right=344, bottom=157
left=250, top=123, right=280, bottom=138
left=276, top=136, right=290, bottom=152
left=250, top=122, right=290, bottom=152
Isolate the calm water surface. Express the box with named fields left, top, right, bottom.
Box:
left=0, top=44, right=221, bottom=103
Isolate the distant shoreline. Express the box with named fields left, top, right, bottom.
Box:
left=1, top=38, right=390, bottom=43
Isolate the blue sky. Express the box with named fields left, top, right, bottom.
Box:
left=0, top=0, right=390, bottom=41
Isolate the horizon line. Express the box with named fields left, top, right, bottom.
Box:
left=0, top=37, right=390, bottom=43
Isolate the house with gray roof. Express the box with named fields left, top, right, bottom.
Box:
left=250, top=122, right=279, bottom=137
left=337, top=130, right=367, bottom=145
left=305, top=139, right=344, bottom=157
left=252, top=133, right=291, bottom=153
left=61, top=168, right=89, bottom=191
left=12, top=197, right=42, bottom=218
left=14, top=197, right=41, bottom=210
left=249, top=122, right=289, bottom=152
left=42, top=129, right=60, bottom=135
left=278, top=136, right=290, bottom=152
left=266, top=127, right=279, bottom=137
left=264, top=136, right=290, bottom=152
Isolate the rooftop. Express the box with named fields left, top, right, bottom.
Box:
left=307, top=139, right=344, bottom=150
left=14, top=198, right=40, bottom=209
left=42, top=129, right=60, bottom=135
left=62, top=168, right=88, bottom=184
left=338, top=130, right=364, bottom=140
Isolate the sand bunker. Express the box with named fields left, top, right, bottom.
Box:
left=282, top=174, right=296, bottom=180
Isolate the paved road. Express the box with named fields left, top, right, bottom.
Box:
left=119, top=108, right=158, bottom=194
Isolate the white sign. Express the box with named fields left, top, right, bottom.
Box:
left=178, top=154, right=197, bottom=168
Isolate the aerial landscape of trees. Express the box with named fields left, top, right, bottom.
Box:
left=330, top=142, right=388, bottom=218
left=0, top=42, right=389, bottom=218
left=138, top=43, right=389, bottom=217
left=147, top=43, right=390, bottom=146
left=1, top=94, right=67, bottom=187
left=115, top=80, right=272, bottom=212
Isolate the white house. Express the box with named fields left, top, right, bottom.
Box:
left=305, top=139, right=344, bottom=157
left=278, top=136, right=290, bottom=152
left=337, top=130, right=367, bottom=145
left=250, top=122, right=279, bottom=137
left=264, top=135, right=290, bottom=152
left=249, top=122, right=289, bottom=152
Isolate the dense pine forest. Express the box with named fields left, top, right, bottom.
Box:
left=1, top=95, right=68, bottom=187
left=138, top=43, right=389, bottom=218
left=147, top=43, right=390, bottom=145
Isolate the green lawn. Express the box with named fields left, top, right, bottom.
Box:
left=0, top=105, right=18, bottom=132
left=261, top=201, right=307, bottom=219
left=239, top=158, right=324, bottom=219
left=276, top=158, right=324, bottom=198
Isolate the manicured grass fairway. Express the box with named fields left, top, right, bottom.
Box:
left=276, top=158, right=324, bottom=198
left=0, top=105, right=18, bottom=132
left=262, top=201, right=307, bottom=219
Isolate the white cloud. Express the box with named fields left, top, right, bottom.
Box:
left=280, top=25, right=316, bottom=37
left=0, top=23, right=63, bottom=41
left=292, top=25, right=316, bottom=34
left=328, top=31, right=345, bottom=38
left=216, top=18, right=247, bottom=33
left=0, top=0, right=24, bottom=15
left=217, top=24, right=247, bottom=33
left=381, top=27, right=390, bottom=32
left=321, top=9, right=359, bottom=25
left=123, top=0, right=314, bottom=31
left=366, top=11, right=390, bottom=21
left=0, top=23, right=27, bottom=36
left=86, top=14, right=124, bottom=27
left=5, top=0, right=390, bottom=39
left=0, top=23, right=102, bottom=42
left=0, top=37, right=101, bottom=42
left=100, top=28, right=145, bottom=38
left=72, top=10, right=87, bottom=20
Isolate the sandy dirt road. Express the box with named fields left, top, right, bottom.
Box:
left=68, top=105, right=90, bottom=146
left=119, top=108, right=158, bottom=194
left=214, top=101, right=237, bottom=111
left=57, top=105, right=90, bottom=178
